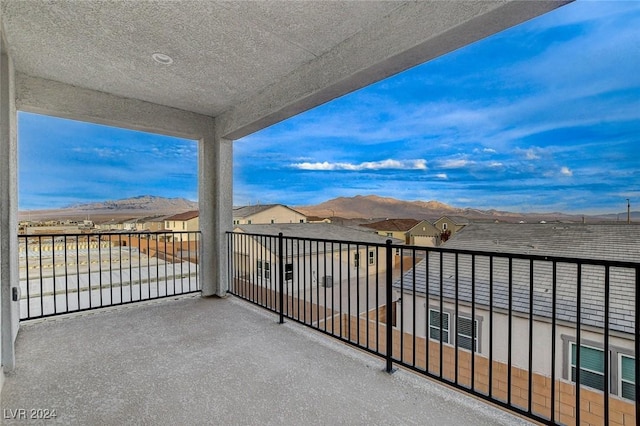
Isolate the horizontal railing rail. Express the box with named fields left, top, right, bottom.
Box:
left=227, top=231, right=639, bottom=426
left=18, top=231, right=201, bottom=320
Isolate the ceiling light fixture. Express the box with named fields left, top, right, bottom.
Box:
left=152, top=52, right=173, bottom=65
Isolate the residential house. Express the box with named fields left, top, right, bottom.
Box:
left=407, top=220, right=442, bottom=247
left=232, top=223, right=400, bottom=297
left=233, top=204, right=307, bottom=225
left=164, top=210, right=199, bottom=242
left=306, top=216, right=332, bottom=224
left=391, top=223, right=639, bottom=405
left=362, top=219, right=420, bottom=244
left=432, top=216, right=469, bottom=241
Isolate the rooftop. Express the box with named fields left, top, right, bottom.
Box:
left=1, top=295, right=529, bottom=425
left=233, top=204, right=301, bottom=218
left=235, top=223, right=398, bottom=245
left=362, top=219, right=421, bottom=232
left=164, top=210, right=200, bottom=221
left=394, top=224, right=640, bottom=333
left=446, top=223, right=640, bottom=262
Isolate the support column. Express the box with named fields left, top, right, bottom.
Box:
left=199, top=118, right=232, bottom=297
left=0, top=32, right=19, bottom=372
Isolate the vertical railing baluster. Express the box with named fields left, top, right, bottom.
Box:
left=528, top=259, right=534, bottom=413
left=575, top=262, right=582, bottom=426
left=489, top=256, right=493, bottom=398
left=635, top=266, right=639, bottom=425
left=604, top=265, right=610, bottom=426
left=550, top=261, right=557, bottom=423
left=385, top=239, right=393, bottom=373
left=508, top=257, right=513, bottom=406
left=278, top=232, right=284, bottom=324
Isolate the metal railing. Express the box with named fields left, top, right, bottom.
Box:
left=18, top=231, right=200, bottom=320
left=227, top=231, right=639, bottom=425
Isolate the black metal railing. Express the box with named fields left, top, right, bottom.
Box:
left=18, top=231, right=200, bottom=320
left=227, top=231, right=639, bottom=425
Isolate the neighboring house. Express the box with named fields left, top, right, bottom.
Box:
left=123, top=219, right=139, bottom=231
left=97, top=219, right=132, bottom=231
left=164, top=210, right=199, bottom=242
left=407, top=220, right=441, bottom=247
left=232, top=223, right=400, bottom=294
left=233, top=204, right=307, bottom=225
left=141, top=216, right=167, bottom=232
left=391, top=223, right=640, bottom=403
left=362, top=219, right=420, bottom=244
left=306, top=216, right=332, bottom=224
left=432, top=216, right=469, bottom=240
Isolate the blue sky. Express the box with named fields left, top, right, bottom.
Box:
left=19, top=1, right=640, bottom=214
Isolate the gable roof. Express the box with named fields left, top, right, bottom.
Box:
left=233, top=204, right=303, bottom=218
left=394, top=223, right=640, bottom=334
left=446, top=223, right=640, bottom=262
left=235, top=223, right=397, bottom=245
left=433, top=216, right=470, bottom=225
left=362, top=218, right=420, bottom=232
left=165, top=210, right=199, bottom=221
left=234, top=223, right=401, bottom=257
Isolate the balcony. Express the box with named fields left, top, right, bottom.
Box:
left=2, top=294, right=528, bottom=425
left=4, top=229, right=638, bottom=425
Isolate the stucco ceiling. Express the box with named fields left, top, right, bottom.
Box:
left=0, top=1, right=570, bottom=137
left=1, top=1, right=403, bottom=116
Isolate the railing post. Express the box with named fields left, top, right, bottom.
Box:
left=385, top=239, right=393, bottom=373
left=278, top=232, right=284, bottom=324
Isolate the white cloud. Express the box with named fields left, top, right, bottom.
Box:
left=291, top=159, right=427, bottom=171
left=560, top=166, right=573, bottom=176
left=483, top=148, right=497, bottom=153
left=488, top=162, right=503, bottom=168
left=436, top=173, right=448, bottom=179
left=440, top=159, right=473, bottom=169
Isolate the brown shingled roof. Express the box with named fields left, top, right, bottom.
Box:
left=164, top=210, right=199, bottom=221
left=361, top=218, right=420, bottom=232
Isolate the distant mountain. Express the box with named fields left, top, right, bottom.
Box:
left=297, top=195, right=604, bottom=223
left=65, top=195, right=198, bottom=212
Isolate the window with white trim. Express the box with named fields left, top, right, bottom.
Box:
left=457, top=316, right=478, bottom=352
left=570, top=342, right=605, bottom=392
left=285, top=263, right=293, bottom=281
left=620, top=354, right=635, bottom=401
left=257, top=260, right=262, bottom=276
left=368, top=250, right=375, bottom=265
left=263, top=261, right=270, bottom=279
left=429, top=309, right=450, bottom=343
left=354, top=253, right=359, bottom=267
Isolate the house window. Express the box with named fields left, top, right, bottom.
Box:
left=620, top=354, right=636, bottom=401
left=429, top=309, right=450, bottom=343
left=285, top=263, right=293, bottom=281
left=300, top=219, right=304, bottom=223
left=354, top=253, right=359, bottom=267
left=248, top=220, right=252, bottom=225
left=368, top=250, right=375, bottom=265
left=457, top=316, right=478, bottom=352
left=263, top=262, right=271, bottom=279
left=257, top=260, right=262, bottom=276
left=386, top=232, right=393, bottom=237
left=182, top=222, right=185, bottom=230
left=570, top=343, right=605, bottom=392
left=442, top=223, right=448, bottom=231
left=271, top=219, right=275, bottom=224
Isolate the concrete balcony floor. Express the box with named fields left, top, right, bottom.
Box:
left=1, top=295, right=531, bottom=425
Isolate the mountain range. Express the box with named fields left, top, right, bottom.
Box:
left=20, top=194, right=637, bottom=224
left=297, top=195, right=634, bottom=223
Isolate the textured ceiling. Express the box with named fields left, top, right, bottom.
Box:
left=1, top=1, right=403, bottom=116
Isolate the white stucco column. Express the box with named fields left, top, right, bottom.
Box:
left=199, top=119, right=232, bottom=297
left=0, top=33, right=19, bottom=372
